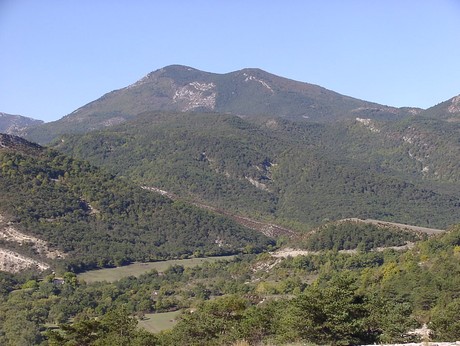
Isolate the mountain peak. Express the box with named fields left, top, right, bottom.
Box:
left=238, top=67, right=267, bottom=74
left=161, top=64, right=201, bottom=72
left=124, top=65, right=213, bottom=91
left=0, top=112, right=44, bottom=136
left=25, top=65, right=425, bottom=144
left=151, top=64, right=213, bottom=80
left=447, top=94, right=460, bottom=114
left=421, top=93, right=460, bottom=120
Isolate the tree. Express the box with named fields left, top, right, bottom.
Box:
left=2, top=312, right=42, bottom=346
left=286, top=274, right=372, bottom=345
left=169, top=295, right=248, bottom=345
left=430, top=298, right=460, bottom=341
left=46, top=307, right=158, bottom=346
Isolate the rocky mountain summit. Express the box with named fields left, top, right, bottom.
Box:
left=25, top=65, right=421, bottom=144
left=0, top=112, right=43, bottom=136
left=421, top=93, right=460, bottom=121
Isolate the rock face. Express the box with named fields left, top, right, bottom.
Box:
left=0, top=248, right=50, bottom=273
left=173, top=81, right=217, bottom=111
left=0, top=214, right=65, bottom=273
left=0, top=112, right=43, bottom=136
left=447, top=95, right=460, bottom=114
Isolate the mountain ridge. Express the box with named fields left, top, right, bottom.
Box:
left=0, top=112, right=44, bottom=137
left=25, top=65, right=423, bottom=144
left=421, top=93, right=460, bottom=121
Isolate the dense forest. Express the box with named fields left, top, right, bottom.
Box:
left=1, top=224, right=460, bottom=345
left=54, top=112, right=460, bottom=229
left=0, top=137, right=273, bottom=272
left=301, top=221, right=421, bottom=251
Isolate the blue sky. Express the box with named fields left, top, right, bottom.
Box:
left=1, top=0, right=459, bottom=122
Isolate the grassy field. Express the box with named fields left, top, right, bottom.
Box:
left=138, top=310, right=182, bottom=333
left=78, top=255, right=235, bottom=283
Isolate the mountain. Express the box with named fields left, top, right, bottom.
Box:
left=354, top=116, right=460, bottom=183
left=0, top=133, right=273, bottom=273
left=54, top=112, right=460, bottom=229
left=25, top=65, right=420, bottom=144
left=18, top=64, right=459, bottom=227
left=420, top=94, right=460, bottom=121
left=0, top=112, right=43, bottom=136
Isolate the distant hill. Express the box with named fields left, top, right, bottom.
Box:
left=0, top=133, right=273, bottom=273
left=25, top=65, right=420, bottom=144
left=0, top=112, right=43, bottom=136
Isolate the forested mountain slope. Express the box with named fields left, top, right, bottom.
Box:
left=17, top=65, right=459, bottom=230
left=344, top=116, right=460, bottom=183
left=54, top=112, right=460, bottom=229
left=0, top=134, right=273, bottom=273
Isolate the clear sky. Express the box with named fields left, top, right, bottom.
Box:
left=1, top=0, right=459, bottom=122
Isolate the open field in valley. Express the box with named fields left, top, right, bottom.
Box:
left=78, top=255, right=235, bottom=283
left=138, top=311, right=182, bottom=333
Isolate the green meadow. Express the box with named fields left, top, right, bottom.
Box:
left=78, top=256, right=235, bottom=283
left=137, top=311, right=182, bottom=333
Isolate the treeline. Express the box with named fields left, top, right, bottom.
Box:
left=0, top=145, right=273, bottom=271
left=302, top=221, right=421, bottom=251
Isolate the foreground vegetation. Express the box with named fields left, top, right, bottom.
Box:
left=1, top=224, right=460, bottom=345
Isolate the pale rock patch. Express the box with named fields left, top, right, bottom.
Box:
left=0, top=214, right=65, bottom=259
left=173, top=82, right=216, bottom=111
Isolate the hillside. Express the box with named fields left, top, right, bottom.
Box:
left=0, top=134, right=273, bottom=273
left=420, top=94, right=460, bottom=121
left=25, top=65, right=420, bottom=144
left=54, top=112, right=460, bottom=229
left=0, top=112, right=43, bottom=136
left=343, top=116, right=460, bottom=184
